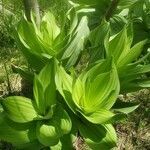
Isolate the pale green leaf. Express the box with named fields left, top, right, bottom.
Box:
left=1, top=96, right=37, bottom=123
left=34, top=62, right=56, bottom=115
left=62, top=16, right=90, bottom=68
left=108, top=27, right=128, bottom=62
left=85, top=124, right=117, bottom=150
left=53, top=106, right=72, bottom=135
left=78, top=120, right=107, bottom=144
left=40, top=12, right=60, bottom=46
left=113, top=99, right=139, bottom=114
left=0, top=112, right=39, bottom=148
left=83, top=109, right=114, bottom=124
left=36, top=106, right=71, bottom=146
left=36, top=121, right=59, bottom=146
left=89, top=20, right=110, bottom=63
left=118, top=40, right=147, bottom=67
left=55, top=63, right=76, bottom=113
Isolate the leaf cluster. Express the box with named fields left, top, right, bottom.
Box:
left=0, top=0, right=150, bottom=149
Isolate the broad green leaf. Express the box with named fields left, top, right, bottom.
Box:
left=83, top=58, right=120, bottom=111
left=33, top=76, right=45, bottom=115
left=108, top=26, right=128, bottom=62
left=53, top=106, right=72, bottom=135
left=13, top=29, right=45, bottom=71
left=39, top=61, right=56, bottom=109
left=36, top=106, right=71, bottom=146
left=1, top=96, right=37, bottom=123
left=85, top=124, right=117, bottom=150
left=55, top=63, right=76, bottom=113
left=40, top=12, right=60, bottom=46
left=113, top=99, right=139, bottom=114
left=62, top=16, right=90, bottom=68
left=36, top=121, right=59, bottom=146
left=78, top=119, right=107, bottom=144
left=82, top=109, right=114, bottom=124
left=17, top=18, right=43, bottom=54
left=119, top=64, right=150, bottom=78
left=33, top=62, right=56, bottom=115
left=72, top=78, right=85, bottom=111
left=0, top=112, right=39, bottom=148
left=118, top=40, right=147, bottom=67
left=121, top=78, right=150, bottom=93
left=38, top=61, right=55, bottom=89
left=89, top=20, right=110, bottom=62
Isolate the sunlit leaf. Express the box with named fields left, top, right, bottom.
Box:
left=113, top=99, right=139, bottom=114
left=1, top=96, right=37, bottom=123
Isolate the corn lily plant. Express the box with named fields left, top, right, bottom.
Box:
left=106, top=26, right=150, bottom=93
left=1, top=1, right=149, bottom=149
left=0, top=60, right=72, bottom=149
left=55, top=58, right=139, bottom=149
left=89, top=20, right=150, bottom=93
left=0, top=58, right=139, bottom=149
left=13, top=11, right=89, bottom=75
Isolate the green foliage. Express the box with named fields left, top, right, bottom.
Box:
left=1, top=0, right=150, bottom=149
left=0, top=61, right=72, bottom=149
left=13, top=11, right=89, bottom=72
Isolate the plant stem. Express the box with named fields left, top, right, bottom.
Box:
left=23, top=0, right=40, bottom=28
left=105, top=0, right=120, bottom=21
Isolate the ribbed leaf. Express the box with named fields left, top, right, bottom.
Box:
left=119, top=64, right=150, bottom=78
left=78, top=120, right=107, bottom=143
left=82, top=109, right=114, bottom=124
left=36, top=121, right=59, bottom=146
left=108, top=27, right=128, bottom=62
left=36, top=106, right=71, bottom=146
left=33, top=62, right=56, bottom=115
left=89, top=20, right=110, bottom=62
left=62, top=16, right=90, bottom=68
left=0, top=112, right=39, bottom=148
left=53, top=106, right=72, bottom=135
left=17, top=18, right=43, bottom=54
left=33, top=76, right=45, bottom=114
left=13, top=29, right=45, bottom=71
left=40, top=12, right=60, bottom=46
left=113, top=99, right=139, bottom=114
left=85, top=124, right=117, bottom=150
left=118, top=40, right=147, bottom=67
left=1, top=96, right=37, bottom=123
left=121, top=79, right=150, bottom=93
left=79, top=58, right=120, bottom=112
left=118, top=0, right=138, bottom=9
left=55, top=63, right=76, bottom=113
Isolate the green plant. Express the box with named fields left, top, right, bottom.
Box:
left=54, top=56, right=140, bottom=149
left=0, top=60, right=72, bottom=149
left=1, top=0, right=150, bottom=149
left=89, top=22, right=150, bottom=93
left=13, top=11, right=89, bottom=74
left=0, top=58, right=139, bottom=149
